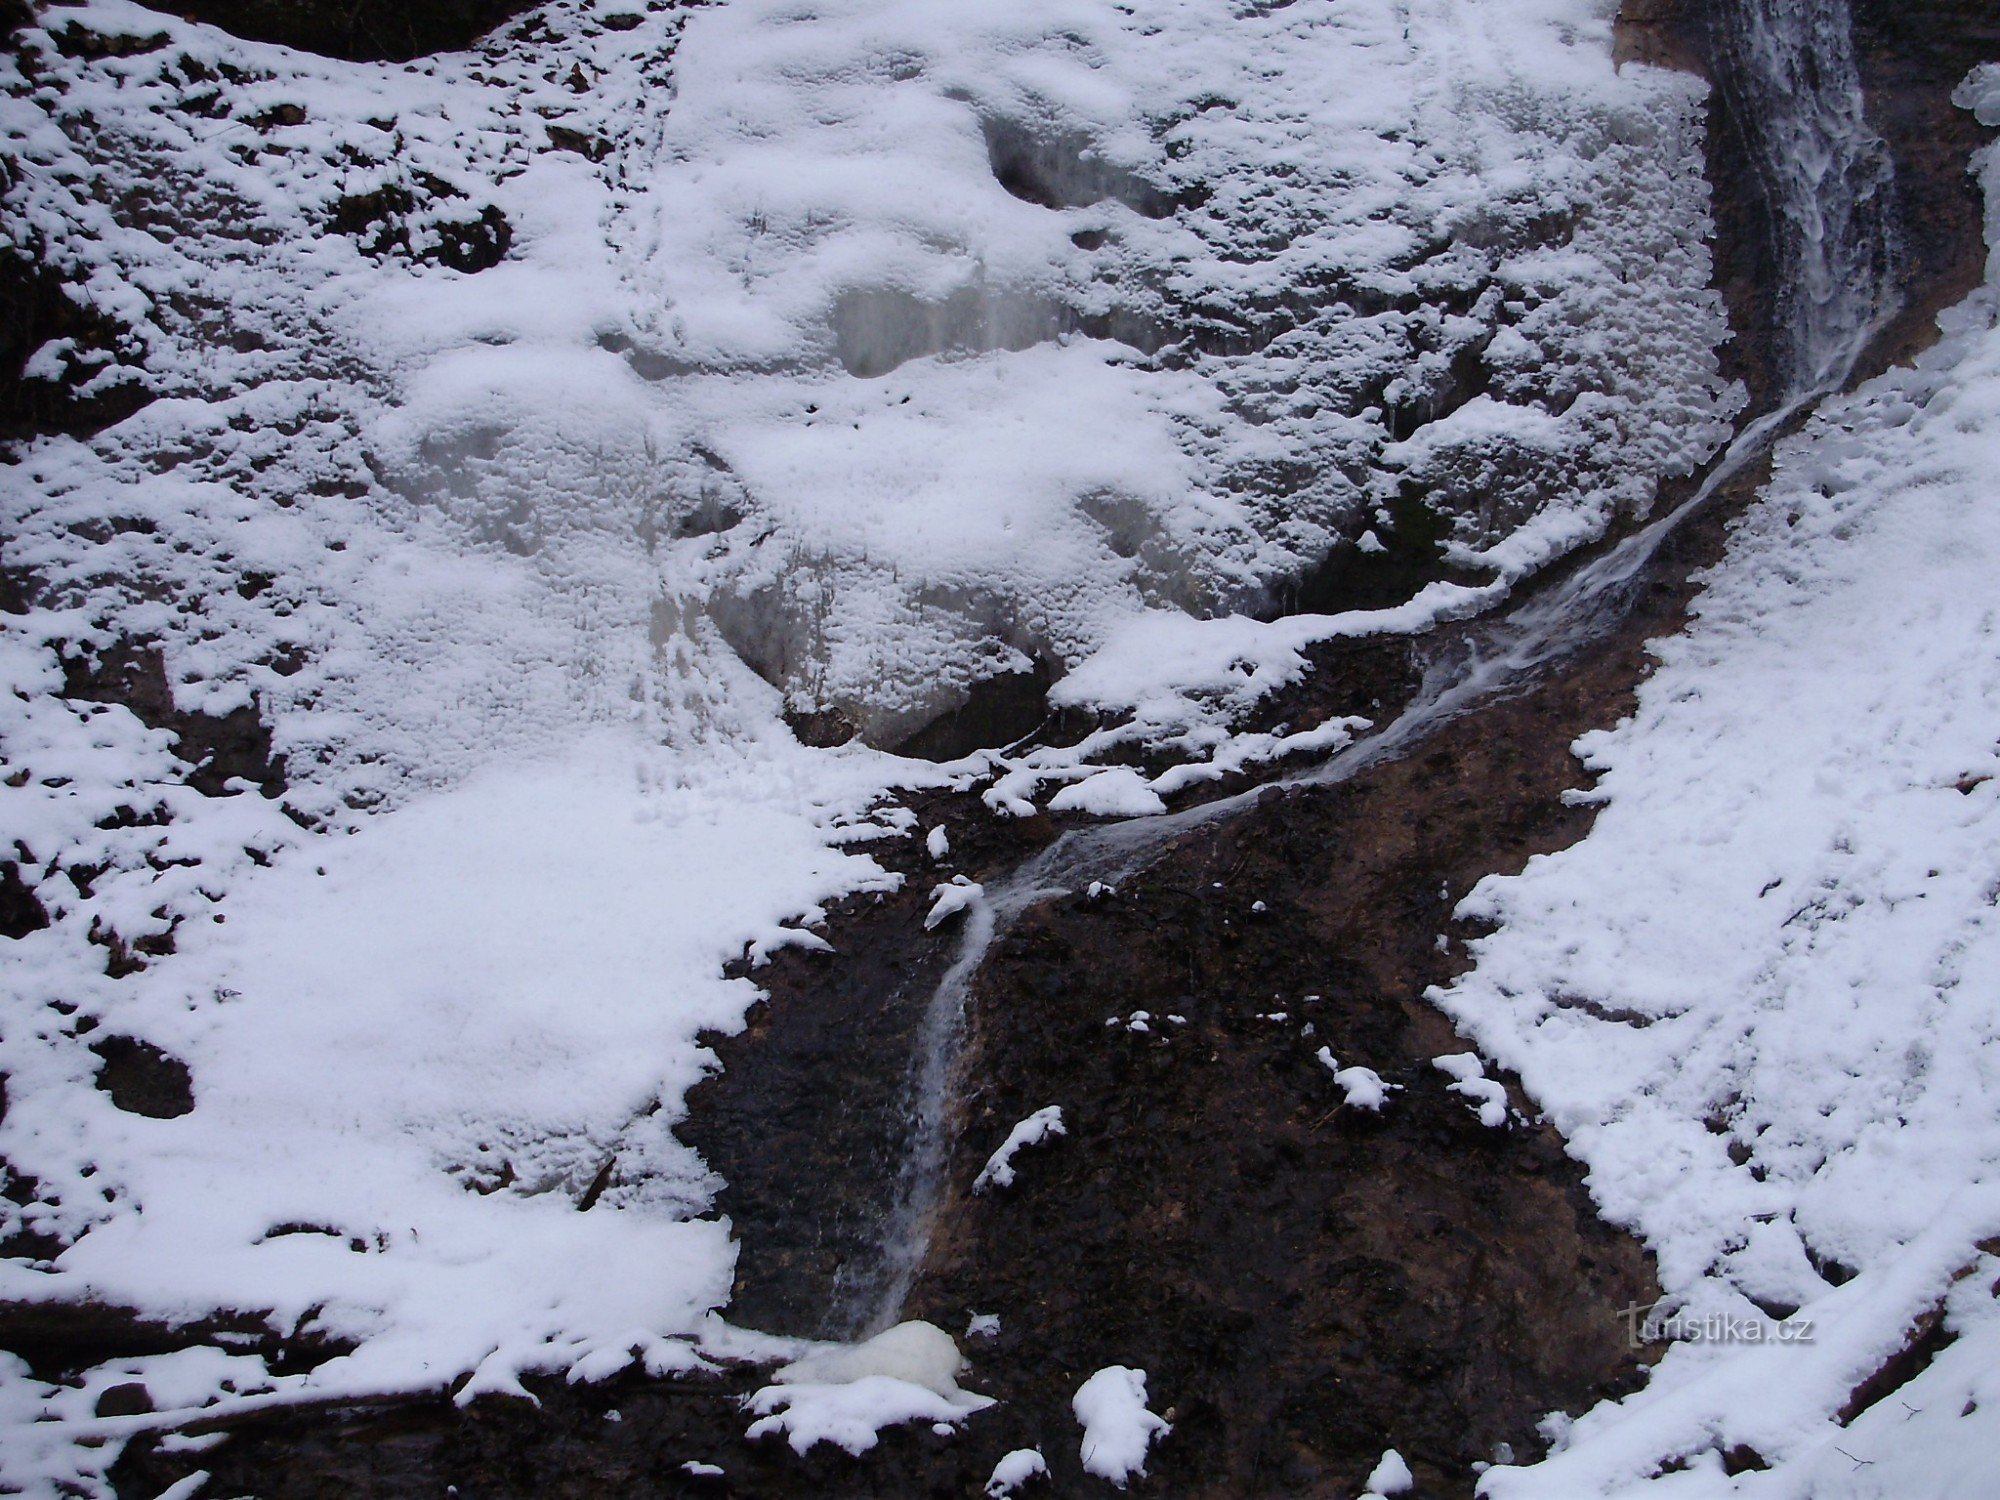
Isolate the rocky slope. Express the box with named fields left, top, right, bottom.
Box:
left=3, top=0, right=1996, bottom=1496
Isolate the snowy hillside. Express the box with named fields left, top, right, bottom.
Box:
left=1, top=0, right=1994, bottom=1495
left=1438, top=69, right=2000, bottom=1494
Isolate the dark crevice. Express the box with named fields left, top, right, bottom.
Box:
left=892, top=658, right=1058, bottom=763
left=980, top=115, right=1177, bottom=219
left=139, top=1, right=542, bottom=63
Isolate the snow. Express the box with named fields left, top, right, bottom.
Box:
left=744, top=1373, right=993, bottom=1457
left=987, top=1447, right=1051, bottom=1497
left=772, top=1320, right=968, bottom=1397
left=1365, top=1446, right=1417, bottom=1495
left=924, top=875, right=985, bottom=930
left=1072, top=1364, right=1171, bottom=1487
left=0, top=0, right=1770, bottom=1489
left=926, top=824, right=951, bottom=862
left=1432, top=101, right=2000, bottom=1499
left=973, top=1107, right=1068, bottom=1194
left=747, top=1320, right=993, bottom=1456
left=1432, top=1051, right=1509, bottom=1128
left=1048, top=766, right=1168, bottom=819
left=3, top=0, right=1733, bottom=763
left=1318, top=1049, right=1396, bottom=1113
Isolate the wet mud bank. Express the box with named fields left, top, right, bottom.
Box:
left=688, top=633, right=1431, bottom=1342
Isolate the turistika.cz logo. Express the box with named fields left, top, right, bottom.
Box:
left=1618, top=1301, right=1816, bottom=1349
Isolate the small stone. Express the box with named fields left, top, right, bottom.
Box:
left=94, top=1382, right=153, bottom=1418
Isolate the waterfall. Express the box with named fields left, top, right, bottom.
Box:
left=845, top=0, right=1900, bottom=1337
left=1717, top=0, right=1899, bottom=392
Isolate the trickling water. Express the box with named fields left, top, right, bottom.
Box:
left=1717, top=0, right=1898, bottom=393
left=846, top=0, right=1900, bottom=1336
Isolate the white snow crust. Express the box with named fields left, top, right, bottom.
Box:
left=1365, top=1445, right=1417, bottom=1495
left=972, top=1105, right=1068, bottom=1193
left=747, top=1320, right=992, bottom=1456
left=1072, top=1363, right=1171, bottom=1486
left=986, top=1446, right=1051, bottom=1497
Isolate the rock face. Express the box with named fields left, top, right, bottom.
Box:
left=0, top=254, right=156, bottom=442
left=154, top=2, right=540, bottom=62
left=1616, top=0, right=1999, bottom=406
left=1847, top=0, right=2000, bottom=369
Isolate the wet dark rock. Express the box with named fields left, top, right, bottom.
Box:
left=140, top=1, right=541, bottom=63
left=2, top=1300, right=216, bottom=1373
left=694, top=901, right=979, bottom=1335
left=95, top=1382, right=155, bottom=1419
left=1835, top=1297, right=1954, bottom=1424
left=0, top=250, right=155, bottom=444
left=61, top=638, right=286, bottom=799
left=90, top=1036, right=194, bottom=1119
left=1614, top=0, right=1998, bottom=409
left=1268, top=491, right=1481, bottom=619
left=2, top=1295, right=345, bottom=1384
left=0, top=862, right=50, bottom=939
left=545, top=124, right=613, bottom=162
left=330, top=182, right=512, bottom=274
left=47, top=21, right=170, bottom=60
left=893, top=659, right=1056, bottom=762
left=1847, top=0, right=2000, bottom=376
left=783, top=705, right=860, bottom=749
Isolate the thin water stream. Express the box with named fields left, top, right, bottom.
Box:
left=846, top=0, right=1900, bottom=1338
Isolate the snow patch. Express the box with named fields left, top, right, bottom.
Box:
left=986, top=1447, right=1050, bottom=1497
left=1073, top=1364, right=1170, bottom=1487
left=747, top=1321, right=994, bottom=1456
left=973, top=1107, right=1068, bottom=1193
left=1433, top=1051, right=1509, bottom=1128
left=1364, top=1446, right=1416, bottom=1495
left=925, top=875, right=985, bottom=930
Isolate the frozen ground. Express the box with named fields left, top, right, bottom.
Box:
left=0, top=0, right=1964, bottom=1493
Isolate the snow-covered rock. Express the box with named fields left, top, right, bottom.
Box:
left=1364, top=1446, right=1416, bottom=1495
left=972, top=1106, right=1068, bottom=1193
left=747, top=1321, right=993, bottom=1456
left=986, top=1447, right=1050, bottom=1497
left=1073, top=1364, right=1171, bottom=1486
